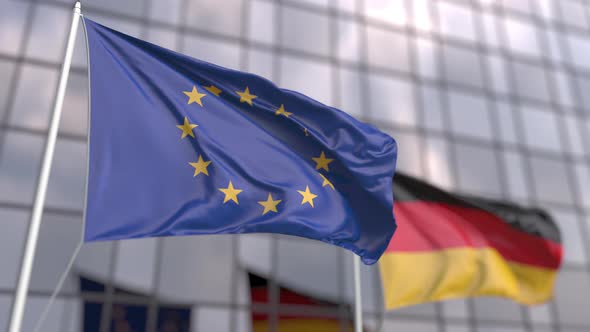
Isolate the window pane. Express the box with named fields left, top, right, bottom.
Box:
left=195, top=307, right=231, bottom=331
left=573, top=163, right=590, bottom=209
left=537, top=0, right=556, bottom=21
left=364, top=0, right=407, bottom=26
left=279, top=56, right=332, bottom=105
left=148, top=0, right=181, bottom=25
left=482, top=13, right=500, bottom=49
left=437, top=1, right=477, bottom=42
left=76, top=241, right=114, bottom=282
left=474, top=298, right=523, bottom=322
left=182, top=35, right=240, bottom=70
left=247, top=48, right=273, bottom=79
left=0, top=131, right=43, bottom=204
left=420, top=85, right=444, bottom=131
left=248, top=0, right=276, bottom=45
left=479, top=327, right=526, bottom=332
left=281, top=7, right=329, bottom=56
left=559, top=0, right=589, bottom=30
left=45, top=140, right=86, bottom=210
left=0, top=295, right=10, bottom=332
left=448, top=91, right=493, bottom=140
left=336, top=18, right=360, bottom=63
left=85, top=14, right=142, bottom=38
left=564, top=115, right=585, bottom=156
left=575, top=75, right=590, bottom=113
left=443, top=44, right=484, bottom=89
left=0, top=0, right=28, bottom=56
left=25, top=5, right=69, bottom=62
left=0, top=209, right=28, bottom=289
left=367, top=26, right=410, bottom=72
left=544, top=28, right=564, bottom=64
left=114, top=238, right=157, bottom=291
left=424, top=136, right=453, bottom=190
left=555, top=270, right=590, bottom=325
left=512, top=61, right=551, bottom=103
left=238, top=234, right=272, bottom=281
left=392, top=131, right=422, bottom=177
left=553, top=70, right=576, bottom=108
left=60, top=72, right=88, bottom=137
left=504, top=16, right=541, bottom=58
left=520, top=105, right=562, bottom=153
left=368, top=74, right=416, bottom=127
left=454, top=142, right=502, bottom=196
left=529, top=156, right=573, bottom=205
left=386, top=302, right=437, bottom=318
left=441, top=299, right=469, bottom=319
left=412, top=0, right=433, bottom=32
left=30, top=214, right=83, bottom=292
left=84, top=0, right=144, bottom=17
left=502, top=149, right=529, bottom=201
left=496, top=101, right=518, bottom=144
left=382, top=320, right=438, bottom=332
left=23, top=297, right=79, bottom=332
left=276, top=237, right=341, bottom=302
left=10, top=64, right=58, bottom=130
left=0, top=60, right=14, bottom=122
left=185, top=0, right=243, bottom=37
left=502, top=0, right=533, bottom=14
left=487, top=54, right=509, bottom=96
left=334, top=0, right=356, bottom=13
left=548, top=208, right=586, bottom=264
left=338, top=68, right=363, bottom=118
left=158, top=236, right=233, bottom=303
left=416, top=38, right=439, bottom=80
left=528, top=303, right=554, bottom=324
left=146, top=27, right=177, bottom=51
left=566, top=34, right=590, bottom=71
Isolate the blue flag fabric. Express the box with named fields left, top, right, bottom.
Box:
left=83, top=18, right=397, bottom=264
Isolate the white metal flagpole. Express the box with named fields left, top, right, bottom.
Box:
left=353, top=254, right=363, bottom=332
left=8, top=2, right=82, bottom=332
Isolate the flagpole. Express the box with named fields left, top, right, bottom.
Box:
left=8, top=2, right=81, bottom=332
left=353, top=254, right=363, bottom=332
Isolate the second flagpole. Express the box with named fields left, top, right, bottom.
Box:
left=8, top=2, right=82, bottom=332
left=353, top=254, right=363, bottom=332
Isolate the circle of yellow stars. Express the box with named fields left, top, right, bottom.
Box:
left=176, top=83, right=337, bottom=215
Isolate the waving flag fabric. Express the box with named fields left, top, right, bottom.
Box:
left=249, top=272, right=358, bottom=332
left=381, top=173, right=562, bottom=309
left=82, top=18, right=397, bottom=264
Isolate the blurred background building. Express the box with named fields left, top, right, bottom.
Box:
left=0, top=0, right=589, bottom=331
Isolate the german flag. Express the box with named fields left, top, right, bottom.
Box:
left=381, top=173, right=563, bottom=310
left=249, top=273, right=357, bottom=332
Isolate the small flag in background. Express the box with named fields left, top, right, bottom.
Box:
left=381, top=173, right=562, bottom=309
left=249, top=272, right=361, bottom=332
left=82, top=19, right=397, bottom=264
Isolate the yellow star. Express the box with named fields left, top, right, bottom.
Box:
left=297, top=186, right=318, bottom=208
left=183, top=86, right=207, bottom=106
left=303, top=128, right=310, bottom=136
left=319, top=173, right=335, bottom=190
left=236, top=86, right=257, bottom=106
left=219, top=181, right=243, bottom=204
left=312, top=151, right=334, bottom=172
left=204, top=85, right=222, bottom=96
left=258, top=193, right=282, bottom=215
left=275, top=104, right=292, bottom=117
left=189, top=155, right=212, bottom=176
left=176, top=117, right=198, bottom=139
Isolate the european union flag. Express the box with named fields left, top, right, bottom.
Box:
left=83, top=18, right=397, bottom=264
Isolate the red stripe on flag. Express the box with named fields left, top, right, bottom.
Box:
left=386, top=201, right=562, bottom=269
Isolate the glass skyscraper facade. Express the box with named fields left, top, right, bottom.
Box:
left=1, top=0, right=590, bottom=331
